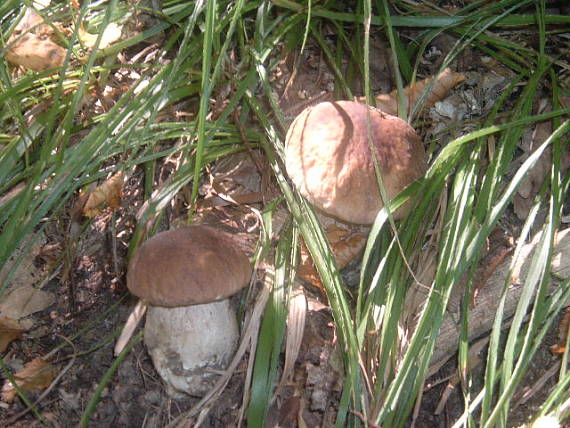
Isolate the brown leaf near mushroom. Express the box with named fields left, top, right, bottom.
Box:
left=5, top=8, right=65, bottom=72
left=551, top=306, right=570, bottom=355
left=297, top=224, right=368, bottom=288
left=513, top=98, right=570, bottom=220
left=76, top=172, right=124, bottom=218
left=358, top=68, right=466, bottom=116
left=0, top=317, right=24, bottom=353
left=1, top=357, right=58, bottom=404
left=77, top=23, right=123, bottom=50
left=124, top=225, right=252, bottom=397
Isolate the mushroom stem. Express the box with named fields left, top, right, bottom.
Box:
left=144, top=298, right=239, bottom=397
left=114, top=299, right=148, bottom=356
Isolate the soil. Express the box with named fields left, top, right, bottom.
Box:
left=1, top=2, right=569, bottom=428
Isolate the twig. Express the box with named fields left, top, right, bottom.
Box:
left=349, top=410, right=383, bottom=428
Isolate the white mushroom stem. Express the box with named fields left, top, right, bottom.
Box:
left=114, top=299, right=148, bottom=356
left=144, top=299, right=239, bottom=397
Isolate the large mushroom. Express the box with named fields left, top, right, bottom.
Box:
left=125, top=225, right=252, bottom=397
left=285, top=100, right=427, bottom=224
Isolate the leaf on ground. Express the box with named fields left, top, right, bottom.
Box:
left=358, top=68, right=465, bottom=115
left=78, top=171, right=124, bottom=218
left=552, top=228, right=570, bottom=279
left=551, top=307, right=570, bottom=355
left=297, top=224, right=367, bottom=288
left=5, top=8, right=65, bottom=72
left=78, top=23, right=123, bottom=50
left=0, top=231, right=48, bottom=291
left=513, top=99, right=570, bottom=220
left=1, top=358, right=58, bottom=403
left=0, top=285, right=55, bottom=320
left=0, top=317, right=24, bottom=353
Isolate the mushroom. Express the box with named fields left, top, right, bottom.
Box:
left=125, top=225, right=252, bottom=397
left=285, top=100, right=427, bottom=224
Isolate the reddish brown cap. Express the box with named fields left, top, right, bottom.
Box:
left=285, top=100, right=427, bottom=224
left=127, top=226, right=252, bottom=307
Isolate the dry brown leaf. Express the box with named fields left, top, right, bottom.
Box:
left=78, top=23, right=123, bottom=50
left=6, top=33, right=66, bottom=72
left=358, top=68, right=465, bottom=116
left=551, top=307, right=570, bottom=355
left=0, top=285, right=55, bottom=320
left=297, top=224, right=367, bottom=288
left=1, top=357, right=58, bottom=403
left=0, top=317, right=24, bottom=353
left=80, top=172, right=124, bottom=218
left=5, top=8, right=65, bottom=72
left=513, top=103, right=570, bottom=220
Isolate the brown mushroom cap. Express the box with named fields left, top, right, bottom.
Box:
left=127, top=226, right=252, bottom=307
left=285, top=100, right=427, bottom=224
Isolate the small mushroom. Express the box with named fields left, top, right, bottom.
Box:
left=285, top=100, right=427, bottom=224
left=126, top=225, right=252, bottom=397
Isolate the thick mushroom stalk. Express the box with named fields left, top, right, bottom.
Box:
left=144, top=300, right=238, bottom=397
left=285, top=100, right=427, bottom=224
left=124, top=226, right=252, bottom=397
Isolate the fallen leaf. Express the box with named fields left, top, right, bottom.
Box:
left=297, top=224, right=367, bottom=288
left=78, top=23, right=123, bottom=50
left=358, top=68, right=466, bottom=116
left=552, top=229, right=570, bottom=279
left=0, top=317, right=24, bottom=353
left=1, top=357, right=58, bottom=403
left=0, top=231, right=48, bottom=291
left=513, top=101, right=570, bottom=220
left=551, top=307, right=570, bottom=355
left=33, top=0, right=52, bottom=7
left=5, top=8, right=65, bottom=72
left=0, top=285, right=55, bottom=320
left=80, top=171, right=124, bottom=218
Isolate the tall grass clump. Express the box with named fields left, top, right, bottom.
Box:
left=1, top=0, right=569, bottom=426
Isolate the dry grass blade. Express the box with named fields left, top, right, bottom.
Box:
left=113, top=299, right=147, bottom=356
left=276, top=286, right=307, bottom=393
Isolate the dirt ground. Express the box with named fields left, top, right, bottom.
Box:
left=1, top=3, right=569, bottom=428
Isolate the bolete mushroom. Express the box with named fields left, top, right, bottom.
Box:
left=285, top=100, right=427, bottom=224
left=125, top=225, right=252, bottom=397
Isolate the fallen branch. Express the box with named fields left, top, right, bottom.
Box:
left=430, top=227, right=570, bottom=372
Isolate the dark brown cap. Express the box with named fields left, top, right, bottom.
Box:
left=127, top=226, right=252, bottom=307
left=285, top=100, right=427, bottom=224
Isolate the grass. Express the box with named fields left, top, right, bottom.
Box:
left=1, top=0, right=569, bottom=426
